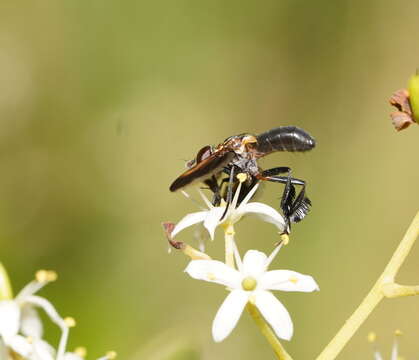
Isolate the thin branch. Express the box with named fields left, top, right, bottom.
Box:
left=382, top=283, right=419, bottom=298
left=247, top=303, right=292, bottom=360
left=316, top=211, right=419, bottom=360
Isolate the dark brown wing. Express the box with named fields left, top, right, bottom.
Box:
left=169, top=150, right=234, bottom=192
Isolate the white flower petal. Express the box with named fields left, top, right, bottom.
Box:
left=20, top=305, right=43, bottom=338
left=24, top=295, right=66, bottom=329
left=7, top=334, right=32, bottom=357
left=185, top=260, right=242, bottom=288
left=254, top=291, right=293, bottom=341
left=171, top=211, right=208, bottom=238
left=212, top=290, right=248, bottom=342
left=203, top=207, right=225, bottom=240
left=242, top=250, right=268, bottom=277
left=239, top=202, right=285, bottom=231
left=0, top=300, right=20, bottom=339
left=260, top=270, right=319, bottom=292
left=32, top=339, right=55, bottom=360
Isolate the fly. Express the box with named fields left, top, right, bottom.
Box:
left=169, top=126, right=316, bottom=233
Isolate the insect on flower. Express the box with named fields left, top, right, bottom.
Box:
left=169, top=126, right=316, bottom=233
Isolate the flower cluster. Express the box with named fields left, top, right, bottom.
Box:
left=165, top=176, right=319, bottom=343
left=0, top=264, right=116, bottom=360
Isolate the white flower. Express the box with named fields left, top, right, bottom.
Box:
left=369, top=330, right=402, bottom=360
left=0, top=270, right=69, bottom=360
left=185, top=246, right=319, bottom=342
left=172, top=180, right=286, bottom=240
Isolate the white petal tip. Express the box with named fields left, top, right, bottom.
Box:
left=212, top=327, right=230, bottom=343
left=281, top=334, right=292, bottom=341
left=184, top=263, right=192, bottom=274
left=212, top=335, right=224, bottom=343
left=307, top=277, right=320, bottom=292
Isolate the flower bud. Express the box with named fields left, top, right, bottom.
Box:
left=408, top=71, right=419, bottom=122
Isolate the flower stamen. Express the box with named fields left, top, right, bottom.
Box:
left=236, top=173, right=247, bottom=183
left=64, top=317, right=76, bottom=327
left=279, top=233, right=290, bottom=245
left=367, top=331, right=377, bottom=343
left=36, top=270, right=58, bottom=283
left=182, top=190, right=206, bottom=210
left=198, top=189, right=214, bottom=209
left=265, top=242, right=284, bottom=268
left=16, top=270, right=58, bottom=301
left=107, top=351, right=118, bottom=359
left=75, top=346, right=87, bottom=357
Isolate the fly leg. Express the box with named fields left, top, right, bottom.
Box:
left=220, top=166, right=236, bottom=221
left=259, top=167, right=305, bottom=186
left=204, top=174, right=233, bottom=206
left=256, top=167, right=312, bottom=233
left=260, top=167, right=305, bottom=220
left=203, top=167, right=240, bottom=207
left=261, top=166, right=292, bottom=178
left=279, top=176, right=311, bottom=234
left=203, top=176, right=223, bottom=206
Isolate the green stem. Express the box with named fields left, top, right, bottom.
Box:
left=379, top=211, right=419, bottom=279
left=247, top=303, right=293, bottom=360
left=316, top=211, right=419, bottom=360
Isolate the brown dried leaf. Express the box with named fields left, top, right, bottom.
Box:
left=162, top=221, right=210, bottom=259
left=389, top=89, right=417, bottom=131
left=162, top=222, right=185, bottom=249
left=390, top=111, right=416, bottom=131
left=389, top=89, right=412, bottom=115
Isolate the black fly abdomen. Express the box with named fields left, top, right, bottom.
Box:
left=255, top=126, right=316, bottom=155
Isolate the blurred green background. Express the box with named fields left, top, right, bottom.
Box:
left=1, top=1, right=418, bottom=359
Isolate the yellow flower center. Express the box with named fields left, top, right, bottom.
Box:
left=242, top=276, right=257, bottom=291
